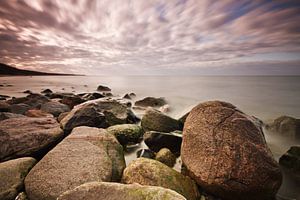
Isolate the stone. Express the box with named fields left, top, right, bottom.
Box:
left=155, top=148, right=176, bottom=167
left=266, top=116, right=300, bottom=139
left=7, top=94, right=50, bottom=108
left=0, top=101, right=10, bottom=112
left=107, top=124, right=144, bottom=146
left=80, top=92, right=105, bottom=101
left=141, top=108, right=182, bottom=132
left=122, top=158, right=200, bottom=200
left=144, top=131, right=182, bottom=156
left=135, top=97, right=167, bottom=107
left=41, top=89, right=53, bottom=94
left=41, top=101, right=70, bottom=117
left=181, top=100, right=282, bottom=200
left=0, top=112, right=26, bottom=121
left=97, top=85, right=111, bottom=92
left=123, top=93, right=136, bottom=100
left=23, top=90, right=32, bottom=94
left=15, top=192, right=28, bottom=200
left=60, top=95, right=85, bottom=109
left=25, top=109, right=54, bottom=118
left=279, top=146, right=300, bottom=180
left=60, top=99, right=139, bottom=133
left=0, top=157, right=37, bottom=200
left=9, top=103, right=31, bottom=115
left=0, top=117, right=63, bottom=161
left=136, top=149, right=156, bottom=159
left=57, top=182, right=186, bottom=200
left=25, top=126, right=125, bottom=200
left=57, top=112, right=69, bottom=122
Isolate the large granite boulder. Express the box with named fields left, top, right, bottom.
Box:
left=9, top=103, right=31, bottom=115
left=135, top=97, right=167, bottom=107
left=107, top=124, right=144, bottom=146
left=0, top=157, right=37, bottom=200
left=60, top=99, right=139, bottom=132
left=25, top=126, right=125, bottom=200
left=122, top=158, right=200, bottom=200
left=144, top=131, right=182, bottom=156
left=0, top=112, right=26, bottom=121
left=7, top=94, right=50, bottom=108
left=57, top=182, right=186, bottom=200
left=60, top=95, right=84, bottom=109
left=141, top=108, right=182, bottom=132
left=279, top=146, right=300, bottom=180
left=266, top=116, right=300, bottom=140
left=41, top=101, right=70, bottom=117
left=181, top=101, right=282, bottom=200
left=0, top=117, right=63, bottom=162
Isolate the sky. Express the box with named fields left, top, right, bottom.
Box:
left=0, top=0, right=300, bottom=75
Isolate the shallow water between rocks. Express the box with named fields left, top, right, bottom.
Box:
left=0, top=75, right=299, bottom=199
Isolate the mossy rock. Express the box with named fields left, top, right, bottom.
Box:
left=107, top=124, right=144, bottom=146
left=122, top=158, right=200, bottom=200
left=155, top=148, right=176, bottom=167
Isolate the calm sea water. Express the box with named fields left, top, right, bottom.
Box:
left=0, top=75, right=299, bottom=199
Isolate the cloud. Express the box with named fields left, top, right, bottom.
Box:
left=0, top=0, right=299, bottom=75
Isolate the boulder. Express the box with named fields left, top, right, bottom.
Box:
left=57, top=182, right=186, bottom=200
left=136, top=149, right=156, bottom=159
left=60, top=95, right=84, bottom=109
left=25, top=109, right=54, bottom=118
left=41, top=101, right=70, bottom=117
left=122, top=158, right=200, bottom=200
left=181, top=101, right=282, bottom=200
left=141, top=108, right=182, bottom=132
left=0, top=117, right=63, bottom=161
left=41, top=89, right=53, bottom=94
left=60, top=99, right=139, bottom=133
left=9, top=103, right=31, bottom=115
left=279, top=146, right=300, bottom=180
left=107, top=124, right=144, bottom=146
left=155, top=148, right=176, bottom=167
left=0, top=101, right=10, bottom=112
left=266, top=116, right=300, bottom=140
left=135, top=97, right=167, bottom=107
left=0, top=157, right=37, bottom=200
left=80, top=92, right=105, bottom=101
left=0, top=112, right=26, bottom=121
left=25, top=126, right=125, bottom=200
left=57, top=112, right=69, bottom=122
left=7, top=94, right=50, bottom=108
left=123, top=93, right=136, bottom=100
left=97, top=85, right=111, bottom=92
left=144, top=131, right=182, bottom=156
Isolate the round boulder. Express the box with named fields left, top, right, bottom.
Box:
left=155, top=148, right=176, bottom=167
left=181, top=101, right=282, bottom=200
left=41, top=101, right=70, bottom=117
left=107, top=124, right=144, bottom=146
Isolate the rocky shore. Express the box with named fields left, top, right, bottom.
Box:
left=0, top=85, right=299, bottom=200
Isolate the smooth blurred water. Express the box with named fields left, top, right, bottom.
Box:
left=1, top=75, right=300, bottom=199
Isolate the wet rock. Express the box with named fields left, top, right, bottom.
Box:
left=266, top=116, right=300, bottom=140
left=144, top=131, right=182, bottom=156
left=0, top=101, right=10, bottom=112
left=123, top=93, right=136, bottom=100
left=0, top=112, right=26, bottom=121
left=80, top=92, right=105, bottom=101
left=136, top=149, right=156, bottom=159
left=0, top=117, right=64, bottom=162
left=97, top=85, right=111, bottom=92
left=141, top=108, right=182, bottom=132
left=41, top=89, right=53, bottom=94
left=7, top=94, right=50, bottom=108
left=25, top=126, right=125, bottom=200
left=0, top=157, right=37, bottom=200
left=60, top=99, right=139, bottom=133
left=181, top=101, right=282, bottom=200
left=122, top=158, right=200, bottom=200
left=0, top=95, right=10, bottom=101
left=155, top=148, right=176, bottom=167
left=23, top=90, right=32, bottom=94
left=41, top=101, right=70, bottom=117
left=9, top=103, right=31, bottom=115
left=25, top=109, right=54, bottom=118
left=107, top=124, right=144, bottom=146
left=57, top=182, right=186, bottom=200
left=60, top=95, right=85, bottom=109
left=135, top=97, right=167, bottom=107
left=15, top=192, right=28, bottom=200
left=279, top=146, right=300, bottom=180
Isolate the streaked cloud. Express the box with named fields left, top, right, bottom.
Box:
left=0, top=0, right=299, bottom=75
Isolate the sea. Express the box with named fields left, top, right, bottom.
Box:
left=0, top=75, right=299, bottom=199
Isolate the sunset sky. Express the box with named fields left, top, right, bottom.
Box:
left=0, top=0, right=300, bottom=75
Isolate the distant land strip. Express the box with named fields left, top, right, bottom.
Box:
left=0, top=63, right=83, bottom=76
